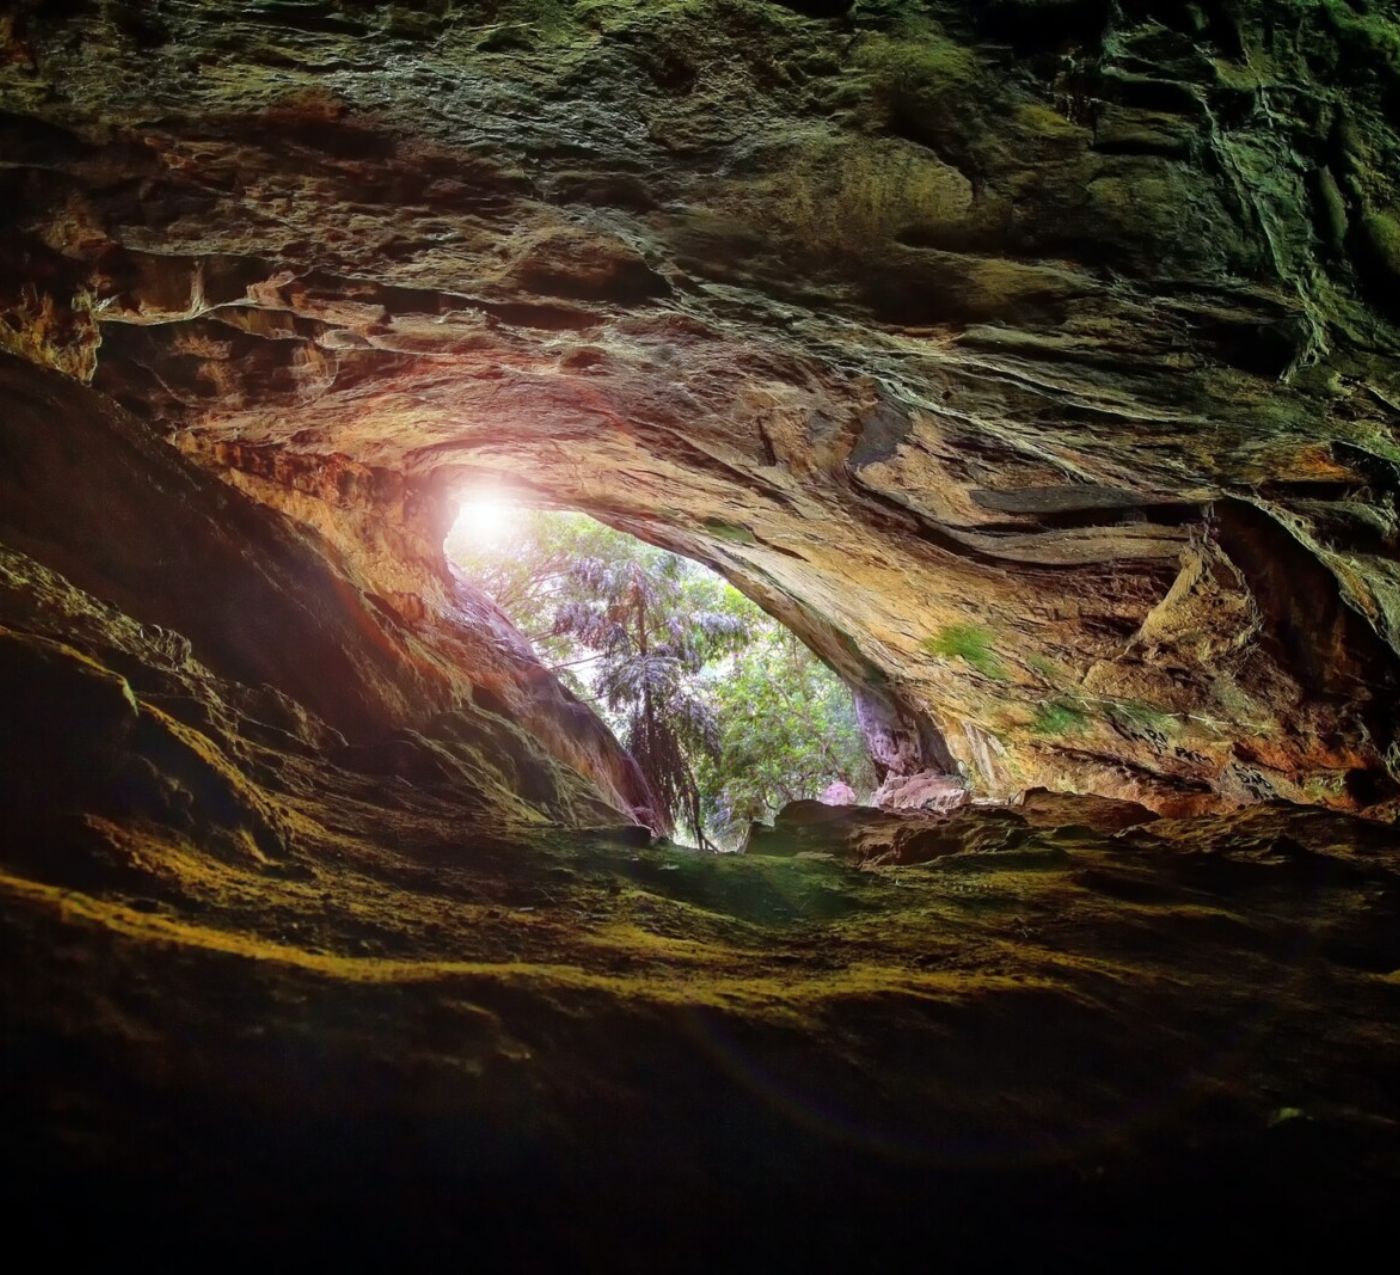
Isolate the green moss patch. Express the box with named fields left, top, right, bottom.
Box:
left=1030, top=698, right=1092, bottom=736
left=1361, top=209, right=1400, bottom=282
left=922, top=624, right=1007, bottom=680
left=702, top=517, right=757, bottom=545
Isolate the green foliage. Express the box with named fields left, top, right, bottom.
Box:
left=552, top=545, right=744, bottom=849
left=695, top=627, right=874, bottom=847
left=922, top=623, right=1007, bottom=680
left=446, top=508, right=634, bottom=659
left=449, top=508, right=872, bottom=848
left=1030, top=699, right=1092, bottom=737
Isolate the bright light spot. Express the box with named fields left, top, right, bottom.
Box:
left=454, top=487, right=519, bottom=547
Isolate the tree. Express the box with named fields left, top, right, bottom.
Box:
left=448, top=507, right=873, bottom=848
left=695, top=626, right=873, bottom=845
left=550, top=549, right=750, bottom=850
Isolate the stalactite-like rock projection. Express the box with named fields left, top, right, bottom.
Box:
left=3, top=2, right=1400, bottom=1264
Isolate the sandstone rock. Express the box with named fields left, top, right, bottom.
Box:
left=819, top=780, right=857, bottom=806
left=748, top=796, right=1033, bottom=865
left=2, top=5, right=1400, bottom=1264
left=871, top=769, right=971, bottom=812
left=1, top=1, right=1398, bottom=808
left=1013, top=786, right=1159, bottom=833
left=0, top=354, right=661, bottom=832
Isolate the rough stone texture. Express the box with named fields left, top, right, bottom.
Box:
left=818, top=777, right=857, bottom=803
left=869, top=765, right=970, bottom=809
left=744, top=794, right=1040, bottom=863
left=1014, top=783, right=1160, bottom=831
left=3, top=1, right=1400, bottom=810
left=0, top=354, right=662, bottom=833
left=744, top=784, right=1160, bottom=865
left=4, top=9, right=1400, bottom=1260
left=6, top=740, right=1400, bottom=1263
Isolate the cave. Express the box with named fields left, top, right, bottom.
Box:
left=4, top=0, right=1400, bottom=1266
left=445, top=493, right=882, bottom=848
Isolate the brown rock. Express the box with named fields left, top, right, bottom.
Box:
left=1013, top=787, right=1159, bottom=834
left=871, top=770, right=971, bottom=812
left=2, top=5, right=1400, bottom=1263
left=0, top=0, right=1397, bottom=808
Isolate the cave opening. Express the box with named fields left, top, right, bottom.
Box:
left=444, top=487, right=875, bottom=849
left=8, top=0, right=1400, bottom=1258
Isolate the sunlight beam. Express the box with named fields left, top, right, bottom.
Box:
left=454, top=486, right=520, bottom=547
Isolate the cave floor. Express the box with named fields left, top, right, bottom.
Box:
left=5, top=749, right=1400, bottom=1268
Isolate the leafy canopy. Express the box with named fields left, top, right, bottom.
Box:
left=447, top=508, right=874, bottom=847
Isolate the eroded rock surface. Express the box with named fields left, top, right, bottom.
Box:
left=3, top=9, right=1400, bottom=1261
left=3, top=1, right=1400, bottom=807
left=5, top=737, right=1400, bottom=1263
left=746, top=783, right=1161, bottom=861
left=0, top=354, right=661, bottom=835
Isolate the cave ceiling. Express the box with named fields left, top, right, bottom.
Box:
left=5, top=0, right=1400, bottom=810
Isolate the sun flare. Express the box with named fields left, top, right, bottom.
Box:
left=454, top=488, right=520, bottom=547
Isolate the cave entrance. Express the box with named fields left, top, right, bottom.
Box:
left=445, top=488, right=875, bottom=850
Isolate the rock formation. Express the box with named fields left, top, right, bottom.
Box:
left=5, top=0, right=1400, bottom=809
left=3, top=1, right=1400, bottom=1264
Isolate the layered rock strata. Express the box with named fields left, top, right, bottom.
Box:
left=3, top=1, right=1400, bottom=808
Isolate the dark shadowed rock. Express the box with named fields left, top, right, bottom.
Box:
left=0, top=354, right=662, bottom=832
left=3, top=3, right=1400, bottom=1266
left=1014, top=786, right=1159, bottom=833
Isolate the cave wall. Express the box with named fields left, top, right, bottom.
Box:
left=0, top=353, right=663, bottom=839
left=4, top=0, right=1400, bottom=811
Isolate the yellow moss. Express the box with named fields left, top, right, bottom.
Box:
left=853, top=30, right=981, bottom=101
left=724, top=133, right=972, bottom=252
left=582, top=922, right=749, bottom=964
left=1012, top=101, right=1082, bottom=140
left=141, top=704, right=285, bottom=841
left=0, top=867, right=1076, bottom=1017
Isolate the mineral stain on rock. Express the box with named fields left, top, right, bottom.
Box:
left=3, top=1, right=1400, bottom=1266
